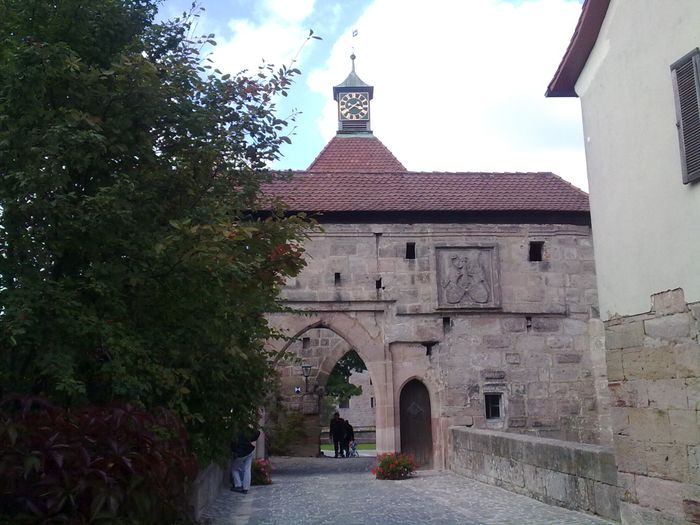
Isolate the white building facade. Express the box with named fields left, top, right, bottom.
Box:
left=548, top=1, right=700, bottom=523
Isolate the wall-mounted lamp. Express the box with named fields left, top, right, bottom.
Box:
left=301, top=363, right=312, bottom=393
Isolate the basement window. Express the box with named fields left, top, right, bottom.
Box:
left=334, top=272, right=341, bottom=286
left=529, top=241, right=544, bottom=262
left=671, top=48, right=700, bottom=184
left=405, top=242, right=416, bottom=260
left=485, top=393, right=502, bottom=420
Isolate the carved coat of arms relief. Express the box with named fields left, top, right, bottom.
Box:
left=436, top=246, right=501, bottom=309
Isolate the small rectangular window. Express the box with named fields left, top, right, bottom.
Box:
left=302, top=337, right=310, bottom=349
left=334, top=272, right=341, bottom=286
left=375, top=278, right=382, bottom=289
left=671, top=48, right=700, bottom=184
left=529, top=241, right=544, bottom=262
left=485, top=393, right=502, bottom=419
left=339, top=398, right=349, bottom=409
left=370, top=397, right=375, bottom=408
left=442, top=316, right=451, bottom=334
left=405, top=242, right=416, bottom=260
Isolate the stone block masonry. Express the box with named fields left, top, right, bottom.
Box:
left=448, top=427, right=619, bottom=521
left=605, top=289, right=700, bottom=525
left=269, top=221, right=605, bottom=467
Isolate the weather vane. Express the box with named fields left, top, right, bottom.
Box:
left=350, top=29, right=358, bottom=67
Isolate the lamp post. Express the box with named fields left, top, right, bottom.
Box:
left=301, top=363, right=312, bottom=393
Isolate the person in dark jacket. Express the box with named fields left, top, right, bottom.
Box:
left=341, top=420, right=354, bottom=458
left=230, top=426, right=261, bottom=494
left=329, top=412, right=345, bottom=458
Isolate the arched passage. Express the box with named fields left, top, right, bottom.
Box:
left=324, top=349, right=375, bottom=456
left=270, top=325, right=379, bottom=457
left=400, top=379, right=433, bottom=468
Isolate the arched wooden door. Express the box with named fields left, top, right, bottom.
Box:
left=399, top=379, right=433, bottom=468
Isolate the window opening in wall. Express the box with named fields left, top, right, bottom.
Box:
left=423, top=341, right=436, bottom=356
left=334, top=272, right=341, bottom=286
left=442, top=316, right=451, bottom=334
left=370, top=397, right=375, bottom=408
left=339, top=398, right=349, bottom=409
left=405, top=242, right=416, bottom=260
left=485, top=393, right=502, bottom=419
left=302, top=337, right=310, bottom=349
left=369, top=378, right=372, bottom=386
left=375, top=278, right=382, bottom=289
left=529, top=241, right=544, bottom=262
left=526, top=316, right=532, bottom=332
left=671, top=48, right=700, bottom=184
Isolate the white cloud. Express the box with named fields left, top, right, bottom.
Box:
left=308, top=0, right=588, bottom=190
left=209, top=0, right=317, bottom=75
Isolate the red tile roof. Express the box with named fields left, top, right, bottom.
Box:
left=263, top=171, right=589, bottom=213
left=307, top=135, right=406, bottom=172
left=546, top=0, right=610, bottom=97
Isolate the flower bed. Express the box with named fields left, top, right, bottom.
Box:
left=251, top=458, right=272, bottom=485
left=371, top=452, right=416, bottom=480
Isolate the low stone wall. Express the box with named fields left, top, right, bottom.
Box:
left=449, top=427, right=619, bottom=521
left=190, top=462, right=227, bottom=521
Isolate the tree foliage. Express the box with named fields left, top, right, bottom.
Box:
left=325, top=350, right=367, bottom=404
left=0, top=0, right=310, bottom=461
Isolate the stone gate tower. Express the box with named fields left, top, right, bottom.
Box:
left=263, top=57, right=608, bottom=467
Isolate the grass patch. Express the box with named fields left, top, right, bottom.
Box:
left=321, top=443, right=375, bottom=451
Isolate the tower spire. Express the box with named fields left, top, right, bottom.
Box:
left=333, top=53, right=374, bottom=134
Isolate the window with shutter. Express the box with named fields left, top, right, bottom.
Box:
left=671, top=48, right=700, bottom=184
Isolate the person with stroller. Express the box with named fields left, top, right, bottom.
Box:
left=341, top=419, right=355, bottom=458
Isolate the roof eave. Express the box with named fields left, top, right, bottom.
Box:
left=545, top=0, right=610, bottom=98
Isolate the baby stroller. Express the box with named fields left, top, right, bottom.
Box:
left=347, top=440, right=359, bottom=458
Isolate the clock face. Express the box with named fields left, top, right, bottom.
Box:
left=339, top=92, right=369, bottom=120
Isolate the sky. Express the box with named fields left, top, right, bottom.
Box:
left=157, top=0, right=588, bottom=190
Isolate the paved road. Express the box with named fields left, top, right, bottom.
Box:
left=202, top=456, right=613, bottom=525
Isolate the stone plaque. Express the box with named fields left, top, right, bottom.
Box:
left=436, top=246, right=501, bottom=309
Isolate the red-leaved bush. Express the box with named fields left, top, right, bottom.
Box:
left=0, top=395, right=198, bottom=524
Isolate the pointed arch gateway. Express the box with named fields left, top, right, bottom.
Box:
left=399, top=379, right=433, bottom=468
left=271, top=319, right=383, bottom=457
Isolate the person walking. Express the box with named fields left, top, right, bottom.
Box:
left=230, top=426, right=261, bottom=494
left=329, top=412, right=345, bottom=458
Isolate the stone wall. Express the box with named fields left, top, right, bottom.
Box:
left=269, top=221, right=605, bottom=465
left=339, top=370, right=375, bottom=429
left=190, top=463, right=227, bottom=521
left=448, top=427, right=619, bottom=521
left=605, top=288, right=700, bottom=524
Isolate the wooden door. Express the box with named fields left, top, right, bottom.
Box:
left=399, top=379, right=433, bottom=468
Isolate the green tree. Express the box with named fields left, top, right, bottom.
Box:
left=325, top=350, right=367, bottom=406
left=0, top=0, right=310, bottom=460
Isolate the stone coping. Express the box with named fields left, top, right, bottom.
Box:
left=449, top=427, right=617, bottom=484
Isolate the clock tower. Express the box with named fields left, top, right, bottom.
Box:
left=333, top=54, right=374, bottom=133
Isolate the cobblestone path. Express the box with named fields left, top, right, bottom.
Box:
left=202, top=457, right=613, bottom=525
